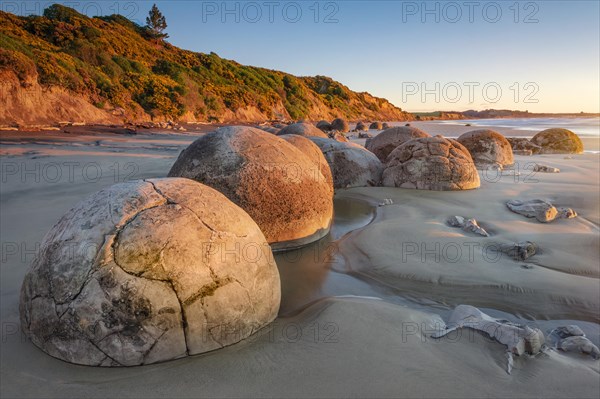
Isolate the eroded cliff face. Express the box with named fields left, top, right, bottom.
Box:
left=0, top=7, right=412, bottom=127
left=0, top=70, right=411, bottom=126
left=0, top=70, right=126, bottom=126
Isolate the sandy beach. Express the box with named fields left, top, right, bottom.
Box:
left=1, top=122, right=599, bottom=398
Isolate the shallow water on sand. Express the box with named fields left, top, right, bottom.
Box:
left=275, top=194, right=600, bottom=346
left=1, top=132, right=599, bottom=398
left=274, top=196, right=382, bottom=315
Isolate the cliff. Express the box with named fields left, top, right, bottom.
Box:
left=0, top=5, right=412, bottom=126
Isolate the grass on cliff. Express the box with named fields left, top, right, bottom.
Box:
left=0, top=4, right=407, bottom=121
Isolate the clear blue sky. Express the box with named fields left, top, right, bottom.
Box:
left=6, top=1, right=600, bottom=113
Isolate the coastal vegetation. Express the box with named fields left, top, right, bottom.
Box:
left=0, top=5, right=411, bottom=124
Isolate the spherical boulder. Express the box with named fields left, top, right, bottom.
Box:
left=309, top=137, right=384, bottom=189
left=531, top=128, right=584, bottom=154
left=169, top=126, right=333, bottom=249
left=369, top=122, right=383, bottom=130
left=276, top=122, right=328, bottom=138
left=382, top=136, right=480, bottom=190
left=456, top=129, right=514, bottom=168
left=355, top=122, right=368, bottom=131
left=366, top=126, right=431, bottom=162
left=382, top=122, right=390, bottom=129
left=316, top=120, right=333, bottom=132
left=19, top=178, right=281, bottom=366
left=279, top=134, right=334, bottom=192
left=331, top=118, right=350, bottom=133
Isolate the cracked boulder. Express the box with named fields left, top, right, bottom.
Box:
left=309, top=137, right=384, bottom=189
left=366, top=126, right=430, bottom=162
left=382, top=136, right=480, bottom=190
left=369, top=122, right=383, bottom=130
left=456, top=129, right=514, bottom=168
left=275, top=122, right=328, bottom=138
left=531, top=128, right=584, bottom=154
left=169, top=126, right=333, bottom=250
left=19, top=178, right=281, bottom=366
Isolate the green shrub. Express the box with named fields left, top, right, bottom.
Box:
left=43, top=4, right=85, bottom=23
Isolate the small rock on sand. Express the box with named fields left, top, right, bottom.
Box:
left=551, top=325, right=585, bottom=339
left=433, top=304, right=545, bottom=374
left=559, top=336, right=600, bottom=359
left=506, top=199, right=556, bottom=223
left=533, top=164, right=560, bottom=173
left=499, top=241, right=537, bottom=261
left=506, top=199, right=578, bottom=223
left=447, top=216, right=489, bottom=237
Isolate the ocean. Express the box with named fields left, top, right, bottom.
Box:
left=439, top=117, right=600, bottom=137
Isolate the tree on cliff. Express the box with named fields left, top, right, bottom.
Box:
left=145, top=4, right=168, bottom=41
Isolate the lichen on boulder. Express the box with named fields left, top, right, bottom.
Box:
left=531, top=128, right=584, bottom=154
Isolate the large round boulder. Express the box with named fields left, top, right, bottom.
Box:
left=531, top=128, right=584, bottom=154
left=355, top=122, right=368, bottom=131
left=276, top=122, right=328, bottom=138
left=19, top=178, right=281, bottom=366
left=369, top=122, right=383, bottom=130
left=309, top=137, right=383, bottom=189
left=331, top=118, right=350, bottom=133
left=316, top=120, right=333, bottom=132
left=456, top=129, right=514, bottom=168
left=366, top=126, right=431, bottom=162
left=382, top=136, right=480, bottom=190
left=279, top=134, right=334, bottom=192
left=169, top=126, right=333, bottom=249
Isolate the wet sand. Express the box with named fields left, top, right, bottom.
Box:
left=1, top=124, right=599, bottom=398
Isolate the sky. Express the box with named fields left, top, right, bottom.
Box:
left=4, top=0, right=600, bottom=113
